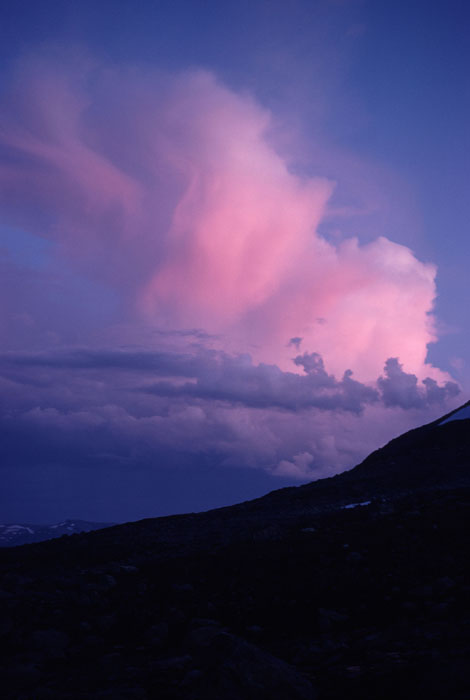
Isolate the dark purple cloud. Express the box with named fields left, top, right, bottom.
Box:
left=0, top=347, right=459, bottom=415
left=378, top=358, right=460, bottom=410
left=0, top=347, right=460, bottom=476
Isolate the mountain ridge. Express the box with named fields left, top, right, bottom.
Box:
left=0, top=519, right=114, bottom=548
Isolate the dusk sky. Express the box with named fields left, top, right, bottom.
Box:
left=1, top=0, right=469, bottom=523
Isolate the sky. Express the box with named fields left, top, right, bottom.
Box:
left=0, top=0, right=468, bottom=523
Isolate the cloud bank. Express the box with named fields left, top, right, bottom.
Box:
left=0, top=347, right=459, bottom=484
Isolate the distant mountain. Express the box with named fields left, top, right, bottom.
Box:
left=0, top=519, right=113, bottom=547
left=0, top=402, right=468, bottom=699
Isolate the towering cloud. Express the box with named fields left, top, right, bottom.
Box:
left=0, top=48, right=445, bottom=385
left=0, top=46, right=460, bottom=509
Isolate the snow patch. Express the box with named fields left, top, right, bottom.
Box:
left=342, top=501, right=371, bottom=510
left=439, top=405, right=470, bottom=425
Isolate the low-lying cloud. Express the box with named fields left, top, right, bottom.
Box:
left=1, top=348, right=458, bottom=413
left=0, top=347, right=460, bottom=485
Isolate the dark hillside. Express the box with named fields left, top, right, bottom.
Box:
left=1, top=404, right=469, bottom=699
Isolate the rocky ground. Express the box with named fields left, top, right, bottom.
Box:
left=1, top=409, right=469, bottom=698
left=1, top=486, right=469, bottom=699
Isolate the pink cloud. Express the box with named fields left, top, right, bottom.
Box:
left=139, top=72, right=333, bottom=326
left=249, top=235, right=439, bottom=381
left=0, top=49, right=448, bottom=385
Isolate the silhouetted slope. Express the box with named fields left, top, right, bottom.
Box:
left=346, top=399, right=470, bottom=486
left=0, top=402, right=468, bottom=699
left=239, top=399, right=470, bottom=515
